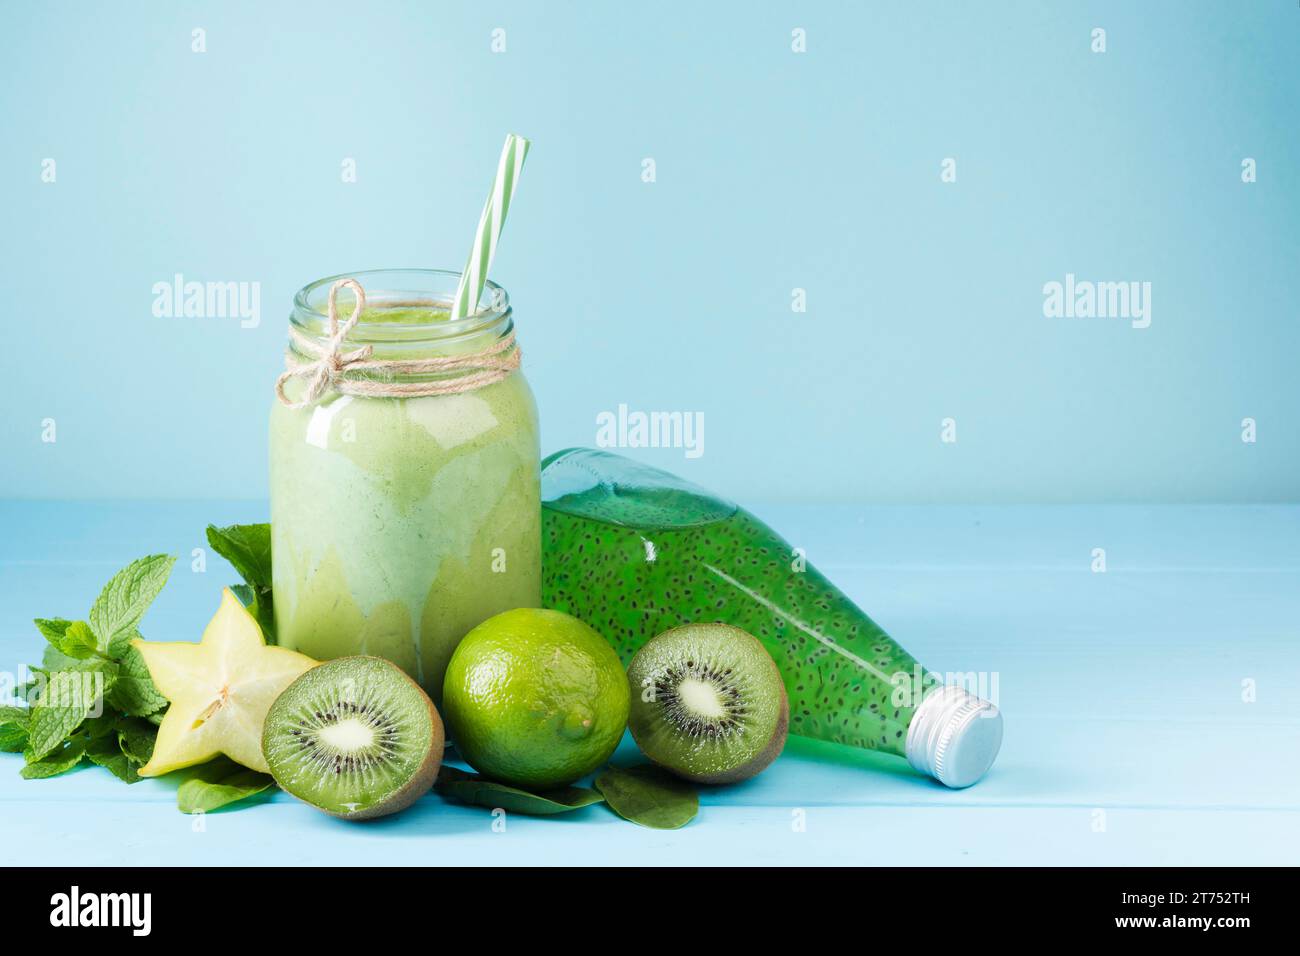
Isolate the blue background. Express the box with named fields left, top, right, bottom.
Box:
left=1, top=2, right=1298, bottom=869
left=2, top=0, right=1297, bottom=503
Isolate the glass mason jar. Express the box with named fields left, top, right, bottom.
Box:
left=269, top=269, right=540, bottom=702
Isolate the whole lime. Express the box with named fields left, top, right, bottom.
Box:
left=442, top=608, right=630, bottom=789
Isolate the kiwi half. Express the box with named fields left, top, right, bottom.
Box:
left=262, top=656, right=444, bottom=820
left=627, top=624, right=788, bottom=784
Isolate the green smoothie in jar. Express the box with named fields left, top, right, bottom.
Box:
left=269, top=269, right=540, bottom=702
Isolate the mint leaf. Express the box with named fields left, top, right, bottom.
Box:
left=34, top=618, right=73, bottom=643
left=41, top=646, right=80, bottom=671
left=594, top=765, right=699, bottom=830
left=106, top=644, right=167, bottom=716
left=88, top=554, right=176, bottom=656
left=207, top=524, right=276, bottom=643
left=49, top=621, right=99, bottom=660
left=106, top=626, right=143, bottom=662
left=40, top=650, right=120, bottom=681
left=20, top=736, right=89, bottom=779
left=12, top=673, right=42, bottom=702
left=24, top=667, right=116, bottom=761
left=206, top=524, right=272, bottom=588
left=16, top=555, right=170, bottom=786
left=1, top=704, right=33, bottom=752
left=85, top=738, right=141, bottom=783
left=116, top=716, right=156, bottom=765
left=176, top=757, right=274, bottom=813
left=40, top=650, right=121, bottom=683
left=80, top=713, right=120, bottom=739
left=37, top=618, right=99, bottom=660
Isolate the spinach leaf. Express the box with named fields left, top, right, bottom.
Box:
left=175, top=757, right=275, bottom=813
left=435, top=765, right=605, bottom=815
left=594, top=765, right=699, bottom=829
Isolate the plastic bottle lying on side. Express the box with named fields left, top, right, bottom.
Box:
left=540, top=448, right=1003, bottom=788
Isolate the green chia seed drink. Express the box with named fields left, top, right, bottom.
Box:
left=541, top=448, right=1002, bottom=787
left=270, top=270, right=540, bottom=703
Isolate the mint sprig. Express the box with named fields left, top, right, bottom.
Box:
left=3, top=555, right=176, bottom=782
left=5, top=536, right=283, bottom=814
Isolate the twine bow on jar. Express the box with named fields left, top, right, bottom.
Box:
left=275, top=279, right=373, bottom=409
left=274, top=278, right=521, bottom=410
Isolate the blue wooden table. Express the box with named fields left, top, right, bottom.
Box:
left=2, top=501, right=1296, bottom=865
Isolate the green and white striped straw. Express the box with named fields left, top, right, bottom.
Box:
left=450, top=133, right=531, bottom=319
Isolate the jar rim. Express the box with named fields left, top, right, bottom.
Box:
left=291, top=268, right=511, bottom=344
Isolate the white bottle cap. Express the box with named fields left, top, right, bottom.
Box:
left=905, top=685, right=1003, bottom=788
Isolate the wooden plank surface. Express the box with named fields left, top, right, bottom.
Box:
left=2, top=501, right=1296, bottom=865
